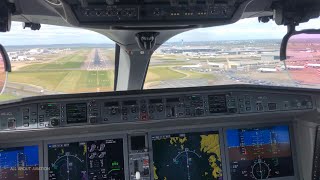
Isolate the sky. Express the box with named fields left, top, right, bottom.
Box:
left=0, top=17, right=319, bottom=46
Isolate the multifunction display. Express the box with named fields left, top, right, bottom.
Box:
left=152, top=131, right=223, bottom=180
left=0, top=145, right=39, bottom=180
left=48, top=139, right=124, bottom=180
left=66, top=103, right=87, bottom=124
left=226, top=125, right=294, bottom=180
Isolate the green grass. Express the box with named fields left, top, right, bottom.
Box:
left=8, top=71, right=70, bottom=90
left=8, top=70, right=114, bottom=93
left=0, top=94, right=18, bottom=101
left=146, top=67, right=185, bottom=82
left=53, top=70, right=114, bottom=92
left=19, top=50, right=89, bottom=71
left=145, top=66, right=216, bottom=83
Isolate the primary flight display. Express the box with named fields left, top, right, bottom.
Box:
left=226, top=125, right=294, bottom=180
left=0, top=145, right=39, bottom=180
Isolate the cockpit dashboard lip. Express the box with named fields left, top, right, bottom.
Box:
left=0, top=84, right=318, bottom=108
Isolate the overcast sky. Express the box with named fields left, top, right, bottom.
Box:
left=0, top=17, right=319, bottom=46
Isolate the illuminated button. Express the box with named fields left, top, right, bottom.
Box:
left=135, top=172, right=141, bottom=180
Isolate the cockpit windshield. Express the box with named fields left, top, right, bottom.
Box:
left=0, top=18, right=319, bottom=102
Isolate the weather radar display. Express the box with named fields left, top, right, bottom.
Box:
left=226, top=125, right=294, bottom=180
left=0, top=145, right=39, bottom=180
left=48, top=138, right=124, bottom=180
left=152, top=131, right=223, bottom=180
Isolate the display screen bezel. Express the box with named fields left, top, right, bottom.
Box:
left=223, top=123, right=299, bottom=180
left=148, top=127, right=227, bottom=180
left=66, top=103, right=88, bottom=124
left=0, top=141, right=44, bottom=180
left=43, top=134, right=128, bottom=180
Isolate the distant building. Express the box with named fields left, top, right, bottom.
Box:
left=261, top=52, right=281, bottom=61
left=17, top=56, right=27, bottom=61
left=28, top=48, right=44, bottom=55
left=27, top=57, right=36, bottom=61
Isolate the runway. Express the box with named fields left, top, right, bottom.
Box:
left=84, top=48, right=113, bottom=71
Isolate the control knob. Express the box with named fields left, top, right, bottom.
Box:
left=50, top=118, right=60, bottom=127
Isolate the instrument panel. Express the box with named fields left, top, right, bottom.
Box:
left=226, top=126, right=294, bottom=180
left=0, top=145, right=40, bottom=180
left=47, top=138, right=124, bottom=180
left=0, top=87, right=313, bottom=131
left=44, top=0, right=247, bottom=27
left=0, top=124, right=298, bottom=180
left=0, top=85, right=317, bottom=180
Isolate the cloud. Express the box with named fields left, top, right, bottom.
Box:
left=0, top=17, right=319, bottom=46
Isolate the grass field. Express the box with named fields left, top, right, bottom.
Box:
left=0, top=94, right=18, bottom=101
left=8, top=70, right=114, bottom=93
left=145, top=67, right=215, bottom=82
left=146, top=67, right=186, bottom=82
left=19, top=50, right=89, bottom=71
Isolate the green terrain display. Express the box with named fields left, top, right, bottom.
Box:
left=152, top=131, right=223, bottom=180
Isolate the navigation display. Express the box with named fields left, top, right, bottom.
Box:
left=66, top=103, right=87, bottom=124
left=0, top=145, right=39, bottom=180
left=48, top=139, right=124, bottom=180
left=152, top=131, right=223, bottom=180
left=226, top=125, right=294, bottom=180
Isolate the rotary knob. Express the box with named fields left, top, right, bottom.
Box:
left=50, top=118, right=60, bottom=127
